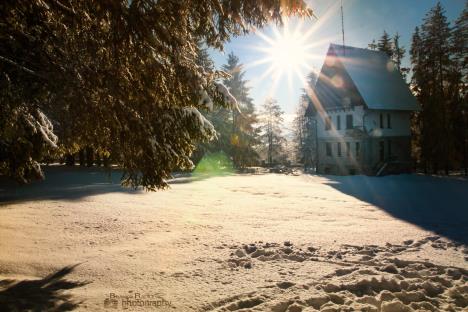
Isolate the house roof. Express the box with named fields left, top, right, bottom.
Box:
left=309, top=43, right=420, bottom=113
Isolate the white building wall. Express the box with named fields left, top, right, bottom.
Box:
left=314, top=106, right=413, bottom=175
left=316, top=106, right=411, bottom=138
left=364, top=110, right=411, bottom=137
left=316, top=106, right=365, bottom=139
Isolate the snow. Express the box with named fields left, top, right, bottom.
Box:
left=182, top=106, right=215, bottom=137
left=215, top=81, right=238, bottom=109
left=198, top=89, right=213, bottom=111
left=0, top=170, right=466, bottom=311
left=23, top=108, right=58, bottom=148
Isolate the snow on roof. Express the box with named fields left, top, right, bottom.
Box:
left=313, top=44, right=420, bottom=112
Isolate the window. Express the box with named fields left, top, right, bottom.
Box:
left=337, top=142, right=342, bottom=157
left=336, top=115, right=341, bottom=130
left=326, top=142, right=332, bottom=157
left=387, top=140, right=392, bottom=158
left=346, top=114, right=353, bottom=129
left=379, top=141, right=385, bottom=162
left=380, top=113, right=384, bottom=129
left=356, top=142, right=360, bottom=158
left=346, top=142, right=351, bottom=157
left=387, top=113, right=391, bottom=128
left=325, top=117, right=331, bottom=130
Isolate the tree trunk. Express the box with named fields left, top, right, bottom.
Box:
left=85, top=147, right=94, bottom=167
left=78, top=149, right=85, bottom=166
left=95, top=154, right=102, bottom=167
left=65, top=153, right=75, bottom=166
left=103, top=156, right=110, bottom=168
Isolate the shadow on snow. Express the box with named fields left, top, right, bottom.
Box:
left=0, top=166, right=141, bottom=203
left=322, top=174, right=468, bottom=245
left=0, top=264, right=89, bottom=311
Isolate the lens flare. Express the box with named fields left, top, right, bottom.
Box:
left=193, top=152, right=234, bottom=177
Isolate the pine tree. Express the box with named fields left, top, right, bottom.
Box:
left=410, top=26, right=425, bottom=170
left=370, top=31, right=409, bottom=79
left=410, top=2, right=455, bottom=174
left=392, top=33, right=409, bottom=80
left=450, top=2, right=468, bottom=175
left=377, top=31, right=394, bottom=57
left=293, top=71, right=317, bottom=167
left=0, top=1, right=312, bottom=188
left=221, top=52, right=260, bottom=168
left=259, top=98, right=286, bottom=166
left=191, top=42, right=229, bottom=164
left=292, top=97, right=308, bottom=164
left=421, top=2, right=453, bottom=174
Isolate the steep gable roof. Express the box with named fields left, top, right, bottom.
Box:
left=310, top=43, right=420, bottom=113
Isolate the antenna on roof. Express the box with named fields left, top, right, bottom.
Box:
left=341, top=0, right=345, bottom=54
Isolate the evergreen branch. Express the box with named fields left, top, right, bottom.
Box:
left=0, top=55, right=46, bottom=80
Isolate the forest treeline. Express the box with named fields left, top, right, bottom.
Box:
left=409, top=3, right=467, bottom=174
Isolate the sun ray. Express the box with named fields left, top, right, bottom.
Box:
left=253, top=26, right=277, bottom=46
left=301, top=1, right=342, bottom=41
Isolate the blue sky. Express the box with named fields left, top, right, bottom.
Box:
left=209, top=0, right=465, bottom=125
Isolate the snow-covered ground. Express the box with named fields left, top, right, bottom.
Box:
left=0, top=168, right=467, bottom=311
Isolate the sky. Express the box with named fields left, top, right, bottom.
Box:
left=209, top=0, right=465, bottom=129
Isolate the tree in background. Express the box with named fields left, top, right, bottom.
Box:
left=222, top=53, right=260, bottom=168
left=258, top=98, right=286, bottom=166
left=449, top=2, right=468, bottom=175
left=0, top=1, right=312, bottom=189
left=191, top=43, right=233, bottom=165
left=409, top=26, right=424, bottom=168
left=369, top=31, right=409, bottom=80
left=392, top=33, right=410, bottom=81
left=292, top=98, right=308, bottom=164
left=410, top=2, right=467, bottom=175
left=293, top=71, right=318, bottom=168
left=193, top=51, right=259, bottom=169
left=368, top=39, right=378, bottom=51
left=377, top=30, right=394, bottom=57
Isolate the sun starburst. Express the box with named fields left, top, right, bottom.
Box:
left=243, top=6, right=342, bottom=99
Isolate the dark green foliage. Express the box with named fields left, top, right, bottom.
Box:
left=222, top=53, right=260, bottom=168
left=369, top=31, right=409, bottom=79
left=393, top=33, right=410, bottom=80
left=410, top=1, right=467, bottom=174
left=377, top=30, right=393, bottom=57
left=193, top=50, right=260, bottom=168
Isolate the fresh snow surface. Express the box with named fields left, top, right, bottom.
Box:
left=0, top=168, right=467, bottom=311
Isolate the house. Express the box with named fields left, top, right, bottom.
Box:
left=305, top=43, right=420, bottom=175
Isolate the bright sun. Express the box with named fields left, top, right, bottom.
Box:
left=251, top=18, right=323, bottom=88
left=245, top=4, right=343, bottom=94
left=267, top=28, right=308, bottom=74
